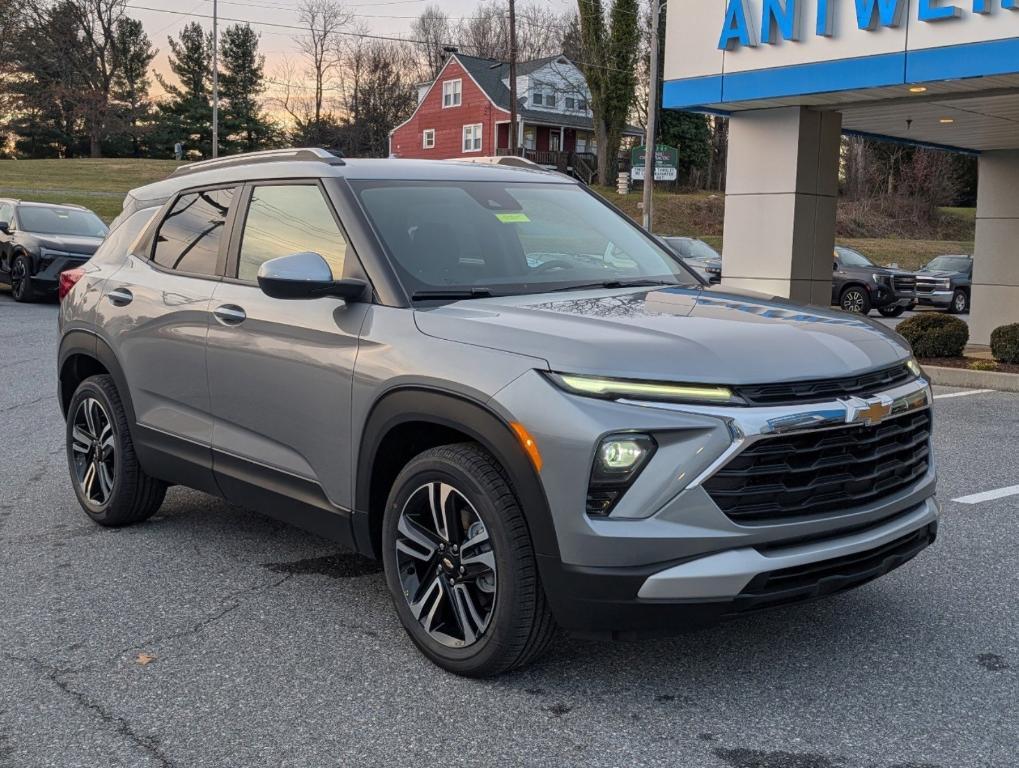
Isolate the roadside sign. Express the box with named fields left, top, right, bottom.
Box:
left=631, top=144, right=678, bottom=182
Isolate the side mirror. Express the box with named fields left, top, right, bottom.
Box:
left=0, top=221, right=11, bottom=234
left=256, top=252, right=367, bottom=301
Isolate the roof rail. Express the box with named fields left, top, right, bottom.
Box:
left=170, top=147, right=345, bottom=177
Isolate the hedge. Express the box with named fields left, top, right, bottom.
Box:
left=897, top=313, right=969, bottom=358
left=990, top=323, right=1019, bottom=364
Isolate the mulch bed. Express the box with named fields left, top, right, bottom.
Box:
left=921, top=356, right=1019, bottom=375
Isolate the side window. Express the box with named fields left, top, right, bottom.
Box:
left=237, top=185, right=347, bottom=282
left=152, top=187, right=234, bottom=276
left=0, top=203, right=12, bottom=224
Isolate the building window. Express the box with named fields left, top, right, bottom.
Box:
left=532, top=90, right=542, bottom=105
left=523, top=127, right=536, bottom=151
left=442, top=79, right=461, bottom=108
left=462, top=123, right=483, bottom=153
left=544, top=93, right=556, bottom=108
left=578, top=99, right=588, bottom=112
left=565, top=97, right=575, bottom=110
left=422, top=129, right=435, bottom=149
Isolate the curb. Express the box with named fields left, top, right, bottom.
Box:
left=925, top=365, right=1019, bottom=393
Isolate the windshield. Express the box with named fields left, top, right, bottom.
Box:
left=18, top=207, right=108, bottom=237
left=925, top=255, right=971, bottom=272
left=665, top=237, right=719, bottom=261
left=352, top=181, right=699, bottom=297
left=836, top=246, right=873, bottom=268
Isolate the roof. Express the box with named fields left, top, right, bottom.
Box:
left=454, top=53, right=642, bottom=135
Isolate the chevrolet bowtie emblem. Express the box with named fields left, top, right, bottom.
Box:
left=843, top=396, right=893, bottom=427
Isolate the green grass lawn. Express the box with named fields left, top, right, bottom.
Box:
left=0, top=159, right=179, bottom=221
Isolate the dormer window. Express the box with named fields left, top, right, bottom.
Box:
left=532, top=91, right=542, bottom=105
left=442, top=79, right=462, bottom=108
left=565, top=97, right=575, bottom=110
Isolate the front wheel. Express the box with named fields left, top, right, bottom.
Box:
left=877, top=305, right=906, bottom=318
left=11, top=254, right=35, bottom=302
left=66, top=374, right=167, bottom=526
left=382, top=443, right=556, bottom=677
left=840, top=286, right=871, bottom=315
left=947, top=289, right=969, bottom=314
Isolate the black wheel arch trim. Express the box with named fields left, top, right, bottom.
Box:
left=58, top=330, right=137, bottom=428
left=354, top=386, right=562, bottom=563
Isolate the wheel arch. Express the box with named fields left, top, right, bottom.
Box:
left=58, top=331, right=137, bottom=434
left=354, top=387, right=561, bottom=565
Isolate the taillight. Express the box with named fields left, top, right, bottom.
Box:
left=58, top=268, right=86, bottom=301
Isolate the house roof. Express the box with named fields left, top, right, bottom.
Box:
left=453, top=53, right=643, bottom=136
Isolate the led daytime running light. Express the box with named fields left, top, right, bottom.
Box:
left=555, top=374, right=734, bottom=403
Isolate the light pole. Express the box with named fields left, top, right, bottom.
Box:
left=211, top=0, right=219, bottom=158
left=642, top=0, right=663, bottom=232
left=508, top=0, right=518, bottom=155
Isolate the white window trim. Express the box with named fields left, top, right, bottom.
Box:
left=422, top=129, right=435, bottom=149
left=462, top=123, right=483, bottom=153
left=442, top=79, right=462, bottom=108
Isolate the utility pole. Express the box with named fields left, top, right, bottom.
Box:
left=642, top=0, right=662, bottom=232
left=211, top=0, right=219, bottom=158
left=508, top=0, right=518, bottom=155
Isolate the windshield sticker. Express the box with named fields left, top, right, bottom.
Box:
left=495, top=212, right=530, bottom=223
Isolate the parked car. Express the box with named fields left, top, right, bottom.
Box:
left=662, top=236, right=721, bottom=284
left=58, top=149, right=937, bottom=677
left=0, top=200, right=109, bottom=302
left=833, top=245, right=916, bottom=317
left=914, top=254, right=972, bottom=314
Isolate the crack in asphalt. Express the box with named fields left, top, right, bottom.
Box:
left=0, top=393, right=56, bottom=414
left=4, top=655, right=178, bottom=768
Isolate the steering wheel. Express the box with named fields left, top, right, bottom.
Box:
left=532, top=259, right=575, bottom=273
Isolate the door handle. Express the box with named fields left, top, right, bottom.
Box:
left=213, top=304, right=246, bottom=325
left=107, top=288, right=133, bottom=306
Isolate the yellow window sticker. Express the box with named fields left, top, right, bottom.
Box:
left=495, top=212, right=530, bottom=223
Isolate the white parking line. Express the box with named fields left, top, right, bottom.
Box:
left=952, top=485, right=1019, bottom=505
left=933, top=389, right=994, bottom=400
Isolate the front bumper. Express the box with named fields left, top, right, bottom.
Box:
left=916, top=290, right=953, bottom=307
left=33, top=254, right=91, bottom=286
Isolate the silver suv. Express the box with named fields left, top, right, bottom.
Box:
left=58, top=149, right=938, bottom=677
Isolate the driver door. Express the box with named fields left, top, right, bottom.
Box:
left=205, top=181, right=370, bottom=532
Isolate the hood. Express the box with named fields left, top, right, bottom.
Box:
left=414, top=285, right=911, bottom=385
left=917, top=268, right=966, bottom=279
left=32, top=234, right=104, bottom=255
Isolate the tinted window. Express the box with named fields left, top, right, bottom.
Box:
left=836, top=247, right=873, bottom=268
left=666, top=237, right=718, bottom=261
left=91, top=207, right=158, bottom=265
left=152, top=188, right=234, bottom=275
left=926, top=255, right=971, bottom=272
left=353, top=180, right=697, bottom=296
left=17, top=206, right=108, bottom=237
left=237, top=185, right=348, bottom=281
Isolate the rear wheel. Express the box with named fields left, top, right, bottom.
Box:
left=839, top=286, right=871, bottom=315
left=947, top=289, right=969, bottom=314
left=11, top=254, right=35, bottom=302
left=382, top=443, right=556, bottom=677
left=66, top=375, right=167, bottom=526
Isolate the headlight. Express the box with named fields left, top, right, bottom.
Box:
left=547, top=372, right=743, bottom=405
left=40, top=247, right=74, bottom=260
left=587, top=433, right=656, bottom=516
left=906, top=357, right=925, bottom=378
left=938, top=279, right=951, bottom=290
left=872, top=273, right=890, bottom=284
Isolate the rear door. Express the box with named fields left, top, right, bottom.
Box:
left=97, top=185, right=238, bottom=492
left=205, top=180, right=370, bottom=520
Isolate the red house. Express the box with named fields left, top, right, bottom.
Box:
left=389, top=52, right=642, bottom=180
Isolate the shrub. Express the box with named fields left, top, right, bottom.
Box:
left=968, top=359, right=997, bottom=372
left=897, top=313, right=969, bottom=358
left=990, top=323, right=1019, bottom=364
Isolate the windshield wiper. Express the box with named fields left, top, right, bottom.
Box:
left=411, top=288, right=494, bottom=301
left=542, top=279, right=680, bottom=293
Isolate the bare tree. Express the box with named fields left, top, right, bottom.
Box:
left=338, top=36, right=417, bottom=157
left=296, top=0, right=350, bottom=131
left=409, top=4, right=451, bottom=77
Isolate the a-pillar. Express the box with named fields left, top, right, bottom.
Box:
left=721, top=107, right=842, bottom=305
left=970, top=150, right=1019, bottom=345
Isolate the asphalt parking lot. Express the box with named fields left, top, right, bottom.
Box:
left=1, top=294, right=1016, bottom=768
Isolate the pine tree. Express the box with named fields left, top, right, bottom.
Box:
left=110, top=17, right=155, bottom=157
left=153, top=22, right=213, bottom=157
left=219, top=24, right=279, bottom=153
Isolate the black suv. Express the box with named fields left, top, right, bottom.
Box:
left=914, top=254, right=972, bottom=314
left=0, top=200, right=109, bottom=302
left=832, top=246, right=916, bottom=317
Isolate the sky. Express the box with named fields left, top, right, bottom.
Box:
left=130, top=0, right=579, bottom=101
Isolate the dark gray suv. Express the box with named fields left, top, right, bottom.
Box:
left=58, top=149, right=939, bottom=676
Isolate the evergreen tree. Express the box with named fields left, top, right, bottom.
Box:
left=219, top=24, right=279, bottom=152
left=110, top=16, right=155, bottom=156
left=153, top=22, right=213, bottom=157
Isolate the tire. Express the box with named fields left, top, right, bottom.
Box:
left=877, top=305, right=906, bottom=318
left=947, top=289, right=969, bottom=314
left=381, top=442, right=556, bottom=677
left=10, top=254, right=35, bottom=303
left=66, top=374, right=167, bottom=527
left=839, top=286, right=871, bottom=315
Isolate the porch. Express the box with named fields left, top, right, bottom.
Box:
left=495, top=122, right=599, bottom=183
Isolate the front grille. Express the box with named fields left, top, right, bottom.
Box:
left=703, top=409, right=931, bottom=524
left=892, top=274, right=916, bottom=294
left=731, top=522, right=937, bottom=611
left=735, top=364, right=914, bottom=406
left=915, top=277, right=947, bottom=295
